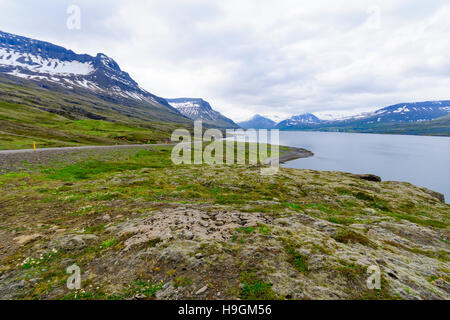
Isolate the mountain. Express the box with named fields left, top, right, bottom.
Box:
left=339, top=101, right=450, bottom=124
left=238, top=114, right=276, bottom=129
left=275, top=101, right=450, bottom=136
left=0, top=30, right=171, bottom=106
left=275, top=113, right=321, bottom=129
left=166, top=98, right=239, bottom=129
left=0, top=30, right=197, bottom=150
left=0, top=30, right=189, bottom=124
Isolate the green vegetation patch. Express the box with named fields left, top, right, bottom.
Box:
left=332, top=229, right=376, bottom=248
left=282, top=238, right=309, bottom=273
left=239, top=271, right=278, bottom=300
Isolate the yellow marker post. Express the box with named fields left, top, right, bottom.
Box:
left=33, top=142, right=36, bottom=151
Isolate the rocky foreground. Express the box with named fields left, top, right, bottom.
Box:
left=0, top=146, right=448, bottom=300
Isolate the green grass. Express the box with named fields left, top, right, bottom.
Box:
left=239, top=272, right=278, bottom=300
left=173, top=276, right=193, bottom=288
left=42, top=161, right=146, bottom=181
left=232, top=227, right=256, bottom=243
left=328, top=216, right=356, bottom=225
left=385, top=212, right=447, bottom=229
left=133, top=280, right=163, bottom=297
left=281, top=238, right=309, bottom=273
left=99, top=238, right=118, bottom=250
left=0, top=74, right=191, bottom=150
left=0, top=139, right=448, bottom=300
left=40, top=149, right=172, bottom=181
left=0, top=101, right=175, bottom=150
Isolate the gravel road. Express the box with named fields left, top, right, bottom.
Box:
left=0, top=144, right=168, bottom=174
left=0, top=144, right=314, bottom=174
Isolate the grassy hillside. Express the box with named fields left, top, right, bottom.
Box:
left=0, top=146, right=448, bottom=300
left=0, top=74, right=193, bottom=150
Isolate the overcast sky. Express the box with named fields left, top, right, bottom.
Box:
left=1, top=0, right=450, bottom=121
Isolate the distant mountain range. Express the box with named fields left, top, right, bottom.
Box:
left=1, top=30, right=449, bottom=137
left=276, top=113, right=321, bottom=128
left=166, top=98, right=238, bottom=129
left=238, top=101, right=450, bottom=136
left=238, top=114, right=277, bottom=129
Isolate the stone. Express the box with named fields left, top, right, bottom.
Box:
left=29, top=278, right=41, bottom=284
left=14, top=234, right=42, bottom=245
left=50, top=234, right=98, bottom=251
left=184, top=231, right=194, bottom=240
left=195, top=286, right=208, bottom=295
left=422, top=189, right=445, bottom=203
left=351, top=174, right=382, bottom=182
left=195, top=253, right=203, bottom=259
left=199, top=221, right=209, bottom=228
left=307, top=255, right=326, bottom=271
left=110, top=177, right=123, bottom=185
left=10, top=280, right=27, bottom=290
left=155, top=284, right=177, bottom=299
left=362, top=208, right=378, bottom=215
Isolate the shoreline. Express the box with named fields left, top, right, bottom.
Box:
left=265, top=146, right=314, bottom=165
left=274, top=145, right=447, bottom=204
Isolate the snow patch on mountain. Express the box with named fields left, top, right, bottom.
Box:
left=0, top=48, right=94, bottom=76
left=168, top=99, right=216, bottom=120
left=393, top=106, right=410, bottom=113
left=0, top=30, right=174, bottom=108
left=342, top=102, right=450, bottom=123
left=275, top=101, right=450, bottom=130
left=166, top=98, right=238, bottom=128
left=276, top=113, right=321, bottom=128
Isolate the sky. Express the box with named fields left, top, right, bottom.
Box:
left=1, top=0, right=450, bottom=122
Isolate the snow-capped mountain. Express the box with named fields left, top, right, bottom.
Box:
left=340, top=101, right=450, bottom=124
left=238, top=115, right=276, bottom=129
left=275, top=113, right=321, bottom=128
left=166, top=98, right=238, bottom=128
left=272, top=101, right=450, bottom=134
left=0, top=30, right=173, bottom=108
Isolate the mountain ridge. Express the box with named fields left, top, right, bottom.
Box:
left=238, top=114, right=277, bottom=129
left=166, top=98, right=239, bottom=129
left=0, top=30, right=180, bottom=111
left=240, top=101, right=450, bottom=136
left=0, top=30, right=198, bottom=150
left=275, top=113, right=321, bottom=128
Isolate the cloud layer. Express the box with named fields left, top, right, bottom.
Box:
left=1, top=0, right=450, bottom=121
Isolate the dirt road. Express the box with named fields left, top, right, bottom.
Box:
left=0, top=144, right=168, bottom=174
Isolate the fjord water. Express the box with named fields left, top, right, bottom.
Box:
left=278, top=131, right=450, bottom=203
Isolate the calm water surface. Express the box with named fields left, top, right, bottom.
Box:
left=276, top=131, right=450, bottom=203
